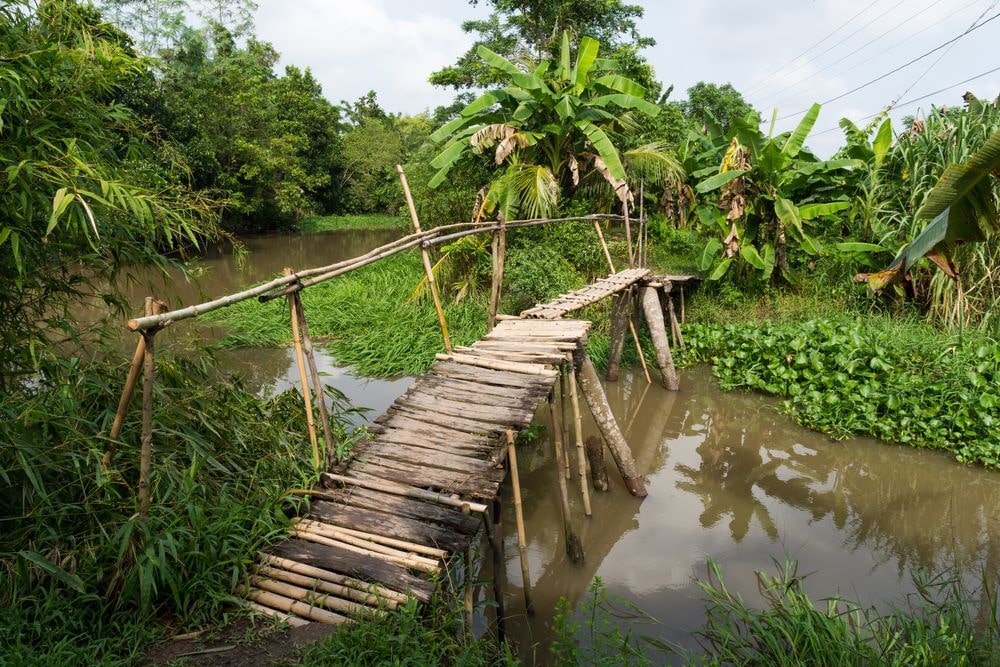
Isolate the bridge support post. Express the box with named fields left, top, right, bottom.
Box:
left=489, top=490, right=506, bottom=644
left=574, top=351, right=648, bottom=498
left=606, top=292, right=630, bottom=382
left=548, top=392, right=585, bottom=563
left=487, top=221, right=506, bottom=331
left=641, top=286, right=680, bottom=391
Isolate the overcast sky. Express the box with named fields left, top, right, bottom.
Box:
left=254, top=0, right=1000, bottom=156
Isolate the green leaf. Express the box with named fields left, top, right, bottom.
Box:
left=575, top=120, right=625, bottom=180
left=740, top=244, right=767, bottom=270
left=18, top=551, right=86, bottom=593
left=774, top=197, right=803, bottom=235
left=708, top=258, right=733, bottom=281
left=698, top=238, right=723, bottom=272
left=798, top=201, right=850, bottom=220
left=559, top=31, right=571, bottom=79
left=593, top=74, right=646, bottom=98
left=47, top=187, right=73, bottom=237
left=589, top=94, right=659, bottom=116
left=835, top=242, right=885, bottom=253
left=782, top=103, right=821, bottom=158
left=429, top=140, right=466, bottom=170
left=572, top=36, right=600, bottom=92
left=800, top=233, right=823, bottom=255
left=476, top=45, right=523, bottom=78
left=695, top=169, right=747, bottom=193
left=0, top=227, right=11, bottom=247
left=872, top=118, right=892, bottom=167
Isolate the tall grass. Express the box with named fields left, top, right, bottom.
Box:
left=0, top=353, right=335, bottom=663
left=296, top=213, right=408, bottom=233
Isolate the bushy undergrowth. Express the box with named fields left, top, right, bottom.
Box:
left=0, top=354, right=322, bottom=663
left=680, top=318, right=1000, bottom=467
left=293, top=595, right=517, bottom=666
left=690, top=560, right=999, bottom=666
left=296, top=213, right=408, bottom=233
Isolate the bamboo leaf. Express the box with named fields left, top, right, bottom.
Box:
left=18, top=551, right=86, bottom=593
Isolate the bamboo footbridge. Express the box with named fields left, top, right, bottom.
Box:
left=106, top=166, right=699, bottom=637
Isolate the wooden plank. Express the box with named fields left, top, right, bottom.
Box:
left=270, top=539, right=435, bottom=603
left=317, top=487, right=480, bottom=535
left=384, top=405, right=500, bottom=436
left=310, top=500, right=470, bottom=553
left=370, top=416, right=495, bottom=447
left=455, top=347, right=565, bottom=365
left=432, top=361, right=549, bottom=389
left=360, top=441, right=499, bottom=475
left=350, top=460, right=502, bottom=499
left=396, top=392, right=534, bottom=427
left=417, top=377, right=548, bottom=408
left=371, top=428, right=495, bottom=454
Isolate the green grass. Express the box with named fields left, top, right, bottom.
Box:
left=296, top=213, right=408, bottom=233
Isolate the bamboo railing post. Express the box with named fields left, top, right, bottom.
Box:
left=505, top=430, right=534, bottom=615
left=292, top=290, right=335, bottom=465
left=623, top=200, right=635, bottom=268
left=138, top=297, right=158, bottom=517
left=397, top=164, right=452, bottom=353
left=574, top=350, right=648, bottom=497
left=103, top=299, right=165, bottom=469
left=592, top=221, right=652, bottom=384
left=285, top=269, right=320, bottom=468
left=548, top=392, right=584, bottom=564
left=640, top=286, right=680, bottom=391
left=565, top=356, right=591, bottom=517
left=487, top=220, right=506, bottom=331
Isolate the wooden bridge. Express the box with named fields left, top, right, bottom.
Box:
left=110, top=167, right=699, bottom=636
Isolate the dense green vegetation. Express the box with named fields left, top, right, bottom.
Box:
left=4, top=0, right=1000, bottom=662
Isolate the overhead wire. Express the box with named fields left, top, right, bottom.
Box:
left=760, top=0, right=953, bottom=108
left=747, top=0, right=909, bottom=96
left=775, top=9, right=1000, bottom=121
left=742, top=0, right=884, bottom=95
left=767, top=0, right=984, bottom=110
left=810, top=63, right=1000, bottom=137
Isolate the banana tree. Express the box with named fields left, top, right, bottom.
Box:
left=428, top=31, right=662, bottom=220
left=694, top=104, right=860, bottom=283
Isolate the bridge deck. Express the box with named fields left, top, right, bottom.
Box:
left=519, top=267, right=650, bottom=319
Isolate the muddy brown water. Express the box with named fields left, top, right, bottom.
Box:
left=108, top=230, right=1000, bottom=662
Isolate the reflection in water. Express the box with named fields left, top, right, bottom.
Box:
left=503, top=366, right=1000, bottom=662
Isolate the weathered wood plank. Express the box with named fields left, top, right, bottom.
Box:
left=350, top=460, right=502, bottom=499
left=269, top=539, right=435, bottom=603
left=317, top=486, right=480, bottom=535
left=309, top=501, right=470, bottom=553
left=432, top=361, right=549, bottom=389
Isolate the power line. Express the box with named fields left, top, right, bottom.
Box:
left=810, top=63, right=1000, bottom=137
left=760, top=0, right=952, bottom=107
left=766, top=0, right=983, bottom=110
left=776, top=9, right=1000, bottom=121
left=743, top=0, right=884, bottom=95
left=888, top=0, right=1000, bottom=107
left=748, top=0, right=909, bottom=96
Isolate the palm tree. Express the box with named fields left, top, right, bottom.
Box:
left=428, top=32, right=677, bottom=220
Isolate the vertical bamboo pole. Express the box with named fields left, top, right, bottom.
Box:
left=487, top=222, right=506, bottom=331
left=285, top=269, right=320, bottom=468
left=490, top=490, right=505, bottom=644
left=104, top=300, right=165, bottom=469
left=592, top=222, right=652, bottom=384
left=505, top=430, right=534, bottom=615
left=640, top=286, right=679, bottom=391
left=680, top=286, right=686, bottom=324
left=558, top=368, right=570, bottom=480
left=463, top=504, right=475, bottom=636
left=397, top=164, right=452, bottom=353
left=138, top=297, right=156, bottom=517
left=548, top=394, right=584, bottom=563
left=667, top=293, right=687, bottom=353
left=637, top=182, right=645, bottom=268
left=565, top=356, right=591, bottom=517
left=623, top=199, right=635, bottom=267
left=293, top=292, right=335, bottom=466
left=629, top=288, right=653, bottom=384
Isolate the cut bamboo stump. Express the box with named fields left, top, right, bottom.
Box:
left=641, top=286, right=679, bottom=391
left=585, top=435, right=610, bottom=492
left=574, top=352, right=647, bottom=497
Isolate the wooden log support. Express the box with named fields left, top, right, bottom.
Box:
left=585, top=435, right=610, bottom=492
left=548, top=395, right=584, bottom=564
left=487, top=222, right=506, bottom=331
left=285, top=269, right=321, bottom=468
left=397, top=165, right=452, bottom=353
left=565, top=357, right=592, bottom=517
left=505, top=430, right=534, bottom=615
left=293, top=292, right=336, bottom=465
left=559, top=369, right=570, bottom=480
left=606, top=292, right=630, bottom=382
left=666, top=293, right=686, bottom=353
left=574, top=352, right=647, bottom=498
left=640, top=286, right=679, bottom=391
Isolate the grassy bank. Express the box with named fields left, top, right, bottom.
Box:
left=0, top=355, right=323, bottom=663
left=296, top=213, right=408, bottom=234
